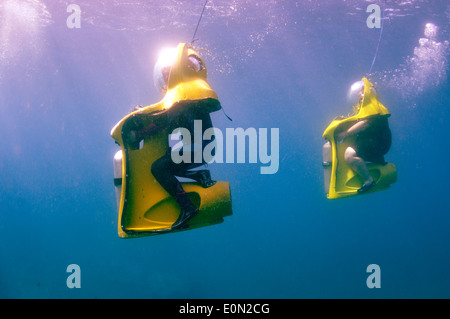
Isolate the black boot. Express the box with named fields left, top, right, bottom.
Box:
left=172, top=202, right=199, bottom=230
left=171, top=186, right=199, bottom=230
left=357, top=180, right=376, bottom=194
left=179, top=169, right=216, bottom=188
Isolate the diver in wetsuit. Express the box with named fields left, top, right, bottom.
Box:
left=151, top=108, right=216, bottom=229
left=336, top=81, right=392, bottom=193
left=128, top=48, right=216, bottom=230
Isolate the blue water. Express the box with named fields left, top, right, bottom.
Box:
left=0, top=0, right=449, bottom=299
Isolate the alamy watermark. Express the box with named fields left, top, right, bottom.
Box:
left=366, top=4, right=381, bottom=29
left=366, top=264, right=381, bottom=288
left=170, top=121, right=279, bottom=175
left=66, top=264, right=81, bottom=288
left=67, top=4, right=81, bottom=29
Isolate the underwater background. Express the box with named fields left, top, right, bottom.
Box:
left=0, top=0, right=449, bottom=299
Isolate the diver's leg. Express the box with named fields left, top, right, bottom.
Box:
left=175, top=168, right=216, bottom=188
left=344, top=147, right=375, bottom=192
left=171, top=143, right=216, bottom=187
left=151, top=154, right=198, bottom=229
left=151, top=154, right=182, bottom=196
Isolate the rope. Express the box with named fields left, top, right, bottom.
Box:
left=189, top=0, right=233, bottom=121
left=191, top=0, right=208, bottom=45
left=368, top=8, right=385, bottom=75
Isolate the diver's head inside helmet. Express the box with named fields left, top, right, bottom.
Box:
left=153, top=47, right=178, bottom=94
left=347, top=80, right=365, bottom=106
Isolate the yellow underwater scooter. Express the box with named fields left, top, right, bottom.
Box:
left=322, top=77, right=397, bottom=199
left=111, top=43, right=232, bottom=238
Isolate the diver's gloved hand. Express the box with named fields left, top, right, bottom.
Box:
left=336, top=131, right=347, bottom=144
left=126, top=130, right=138, bottom=144
left=133, top=105, right=144, bottom=111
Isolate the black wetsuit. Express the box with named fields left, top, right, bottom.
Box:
left=151, top=110, right=214, bottom=207
left=352, top=115, right=391, bottom=164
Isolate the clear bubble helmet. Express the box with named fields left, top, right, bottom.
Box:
left=153, top=47, right=207, bottom=95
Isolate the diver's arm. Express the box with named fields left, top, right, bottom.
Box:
left=125, top=117, right=163, bottom=145
left=134, top=122, right=161, bottom=141
left=336, top=119, right=369, bottom=141
left=125, top=123, right=161, bottom=147
left=345, top=120, right=369, bottom=137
